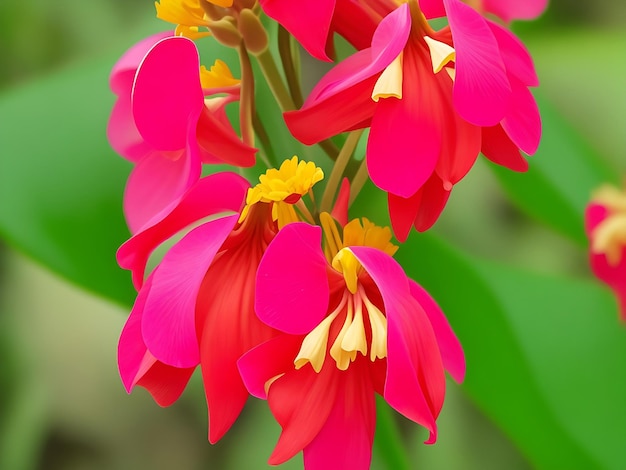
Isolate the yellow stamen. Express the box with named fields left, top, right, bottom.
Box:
left=423, top=36, right=456, bottom=73
left=341, top=290, right=367, bottom=355
left=155, top=0, right=212, bottom=39
left=238, top=156, right=324, bottom=226
left=361, top=288, right=388, bottom=361
left=590, top=184, right=626, bottom=266
left=372, top=52, right=404, bottom=102
left=200, top=60, right=240, bottom=88
left=330, top=298, right=356, bottom=370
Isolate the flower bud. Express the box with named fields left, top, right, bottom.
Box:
left=238, top=9, right=268, bottom=55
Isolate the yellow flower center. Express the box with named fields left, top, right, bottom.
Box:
left=590, top=185, right=626, bottom=266
left=239, top=156, right=324, bottom=229
left=155, top=0, right=220, bottom=39
left=199, top=60, right=240, bottom=88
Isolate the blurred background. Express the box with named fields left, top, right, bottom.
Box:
left=1, top=0, right=625, bottom=469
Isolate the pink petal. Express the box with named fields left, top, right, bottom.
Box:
left=142, top=215, right=239, bottom=368
left=135, top=360, right=195, bottom=407
left=444, top=0, right=511, bottom=126
left=132, top=36, right=204, bottom=151
left=118, top=275, right=154, bottom=392
left=388, top=190, right=422, bottom=243
left=267, top=361, right=340, bottom=464
left=585, top=203, right=609, bottom=236
left=196, top=104, right=257, bottom=167
left=487, top=20, right=539, bottom=87
left=351, top=247, right=446, bottom=443
left=303, top=363, right=376, bottom=470
left=332, top=0, right=378, bottom=51
left=367, top=45, right=442, bottom=198
left=109, top=31, right=173, bottom=96
left=419, top=0, right=446, bottom=19
left=481, top=124, right=528, bottom=172
left=408, top=280, right=465, bottom=383
left=413, top=175, right=451, bottom=232
left=107, top=92, right=151, bottom=162
left=331, top=178, right=351, bottom=226
left=123, top=142, right=201, bottom=235
left=501, top=78, right=542, bottom=155
left=260, top=0, right=335, bottom=61
left=238, top=335, right=303, bottom=400
left=117, top=172, right=249, bottom=289
left=256, top=223, right=329, bottom=334
left=482, top=0, right=548, bottom=22
left=196, top=243, right=278, bottom=443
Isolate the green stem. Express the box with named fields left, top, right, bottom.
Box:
left=238, top=43, right=256, bottom=148
left=374, top=396, right=412, bottom=470
left=252, top=110, right=275, bottom=168
left=318, top=138, right=340, bottom=161
left=278, top=25, right=303, bottom=109
left=255, top=49, right=296, bottom=112
left=320, top=129, right=363, bottom=213
left=349, top=157, right=369, bottom=206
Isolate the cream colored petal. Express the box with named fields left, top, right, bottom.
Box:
left=424, top=36, right=456, bottom=74
left=372, top=52, right=403, bottom=102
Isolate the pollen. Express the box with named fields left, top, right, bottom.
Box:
left=590, top=185, right=626, bottom=266
left=239, top=156, right=324, bottom=228
left=155, top=0, right=212, bottom=39
left=200, top=60, right=240, bottom=88
left=372, top=52, right=404, bottom=102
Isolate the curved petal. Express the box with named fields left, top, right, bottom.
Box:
left=482, top=0, right=548, bottom=22
left=388, top=190, right=422, bottom=243
left=123, top=144, right=200, bottom=235
left=351, top=247, right=445, bottom=443
left=117, top=172, right=249, bottom=289
left=133, top=36, right=204, bottom=151
left=408, top=280, right=465, bottom=383
left=481, top=124, right=528, bottom=172
left=196, top=243, right=278, bottom=443
left=109, top=31, right=173, bottom=96
left=260, top=0, right=335, bottom=61
left=331, top=178, right=351, bottom=227
left=107, top=92, right=151, bottom=162
left=444, top=0, right=511, bottom=126
left=419, top=0, right=446, bottom=19
left=256, top=223, right=330, bottom=334
left=487, top=20, right=539, bottom=87
left=196, top=104, right=257, bottom=167
left=238, top=335, right=303, bottom=400
left=303, top=363, right=376, bottom=470
left=142, top=215, right=239, bottom=368
left=135, top=360, right=195, bottom=407
left=332, top=0, right=378, bottom=51
left=413, top=175, right=451, bottom=232
left=267, top=360, right=340, bottom=465
left=367, top=44, right=441, bottom=198
left=501, top=79, right=542, bottom=155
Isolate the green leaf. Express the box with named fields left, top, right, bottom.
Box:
left=0, top=57, right=136, bottom=306
left=398, top=232, right=626, bottom=469
left=489, top=93, right=616, bottom=247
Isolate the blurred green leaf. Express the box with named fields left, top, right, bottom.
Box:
left=398, top=232, right=626, bottom=469
left=0, top=57, right=136, bottom=306
left=489, top=93, right=616, bottom=247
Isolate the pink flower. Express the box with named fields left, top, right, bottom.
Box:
left=259, top=0, right=380, bottom=60
left=107, top=34, right=256, bottom=234
left=585, top=185, right=626, bottom=321
left=285, top=2, right=540, bottom=240
left=239, top=216, right=465, bottom=469
left=420, top=0, right=548, bottom=23
left=117, top=158, right=325, bottom=442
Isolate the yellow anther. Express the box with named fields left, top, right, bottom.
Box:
left=155, top=0, right=211, bottom=39
left=332, top=248, right=360, bottom=294
left=341, top=292, right=367, bottom=355
left=330, top=299, right=356, bottom=370
left=200, top=60, right=240, bottom=88
left=423, top=36, right=456, bottom=73
left=361, top=289, right=387, bottom=361
left=372, top=52, right=404, bottom=102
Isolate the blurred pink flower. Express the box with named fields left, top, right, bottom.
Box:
left=239, top=217, right=465, bottom=469
left=585, top=185, right=626, bottom=320
left=107, top=35, right=256, bottom=234
left=285, top=1, right=540, bottom=240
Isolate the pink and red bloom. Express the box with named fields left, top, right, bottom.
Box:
left=586, top=185, right=626, bottom=321
left=107, top=34, right=256, bottom=234
left=285, top=1, right=541, bottom=240
left=117, top=158, right=325, bottom=442
left=239, top=216, right=465, bottom=469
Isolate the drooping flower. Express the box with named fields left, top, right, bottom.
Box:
left=285, top=0, right=540, bottom=240
left=107, top=34, right=256, bottom=234
left=117, top=158, right=324, bottom=443
left=239, top=214, right=465, bottom=469
left=585, top=184, right=626, bottom=320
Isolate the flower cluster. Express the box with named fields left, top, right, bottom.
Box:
left=107, top=0, right=545, bottom=467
